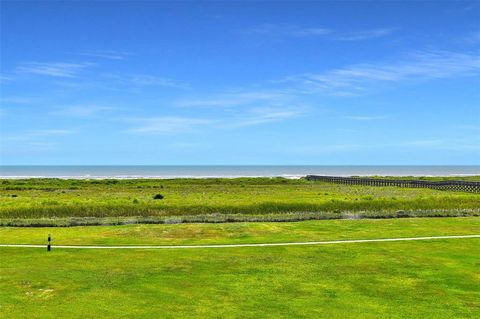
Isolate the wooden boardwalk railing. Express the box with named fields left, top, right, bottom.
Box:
left=305, top=175, right=480, bottom=194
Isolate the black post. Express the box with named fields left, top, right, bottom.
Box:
left=47, top=234, right=51, bottom=252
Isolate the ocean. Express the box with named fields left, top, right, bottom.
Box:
left=0, top=165, right=479, bottom=179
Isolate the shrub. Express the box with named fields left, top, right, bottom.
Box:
left=153, top=194, right=164, bottom=200
left=396, top=210, right=408, bottom=218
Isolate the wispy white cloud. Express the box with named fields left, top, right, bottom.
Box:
left=337, top=28, right=396, bottom=41
left=54, top=105, right=116, bottom=117
left=1, top=128, right=76, bottom=155
left=169, top=142, right=206, bottom=150
left=403, top=138, right=480, bottom=151
left=30, top=129, right=75, bottom=136
left=173, top=90, right=303, bottom=128
left=240, top=24, right=331, bottom=37
left=16, top=62, right=93, bottom=78
left=225, top=106, right=304, bottom=128
left=0, top=75, right=13, bottom=84
left=281, top=50, right=480, bottom=95
left=1, top=129, right=74, bottom=142
left=0, top=141, right=60, bottom=154
left=129, top=75, right=188, bottom=88
left=464, top=30, right=480, bottom=44
left=127, top=117, right=215, bottom=133
left=341, top=115, right=390, bottom=121
left=176, top=91, right=287, bottom=108
left=240, top=24, right=396, bottom=41
left=287, top=137, right=480, bottom=155
left=446, top=2, right=480, bottom=13
left=73, top=50, right=131, bottom=60
left=453, top=124, right=480, bottom=131
left=8, top=60, right=186, bottom=91
left=98, top=73, right=188, bottom=90
left=0, top=97, right=36, bottom=104
left=126, top=104, right=304, bottom=133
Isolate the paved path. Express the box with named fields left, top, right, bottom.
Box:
left=1, top=234, right=479, bottom=249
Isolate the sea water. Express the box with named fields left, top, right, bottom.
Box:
left=0, top=165, right=478, bottom=179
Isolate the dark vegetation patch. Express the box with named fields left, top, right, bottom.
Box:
left=1, top=210, right=478, bottom=227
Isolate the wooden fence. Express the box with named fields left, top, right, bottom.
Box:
left=305, top=175, right=480, bottom=194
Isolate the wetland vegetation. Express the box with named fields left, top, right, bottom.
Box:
left=1, top=177, right=479, bottom=226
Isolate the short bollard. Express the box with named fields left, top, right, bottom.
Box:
left=47, top=234, right=51, bottom=251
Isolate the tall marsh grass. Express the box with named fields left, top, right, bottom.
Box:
left=1, top=177, right=479, bottom=226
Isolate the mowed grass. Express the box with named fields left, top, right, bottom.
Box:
left=1, top=218, right=479, bottom=318
left=1, top=217, right=479, bottom=246
left=1, top=178, right=479, bottom=224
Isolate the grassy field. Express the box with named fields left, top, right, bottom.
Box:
left=2, top=178, right=479, bottom=317
left=1, top=217, right=479, bottom=245
left=1, top=218, right=479, bottom=318
left=1, top=177, right=479, bottom=226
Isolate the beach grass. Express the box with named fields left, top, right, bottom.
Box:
left=1, top=177, right=479, bottom=226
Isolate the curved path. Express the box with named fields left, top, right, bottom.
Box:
left=1, top=234, right=479, bottom=249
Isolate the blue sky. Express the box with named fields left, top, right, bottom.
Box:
left=0, top=0, right=479, bottom=165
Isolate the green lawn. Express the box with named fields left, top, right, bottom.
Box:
left=1, top=217, right=479, bottom=246
left=1, top=218, right=479, bottom=318
left=1, top=178, right=479, bottom=226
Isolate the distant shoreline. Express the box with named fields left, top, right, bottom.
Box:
left=1, top=174, right=480, bottom=180
left=1, top=165, right=479, bottom=179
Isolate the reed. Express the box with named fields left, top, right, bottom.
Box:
left=1, top=177, right=479, bottom=226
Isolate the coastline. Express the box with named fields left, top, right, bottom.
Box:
left=2, top=174, right=480, bottom=180
left=1, top=165, right=479, bottom=179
